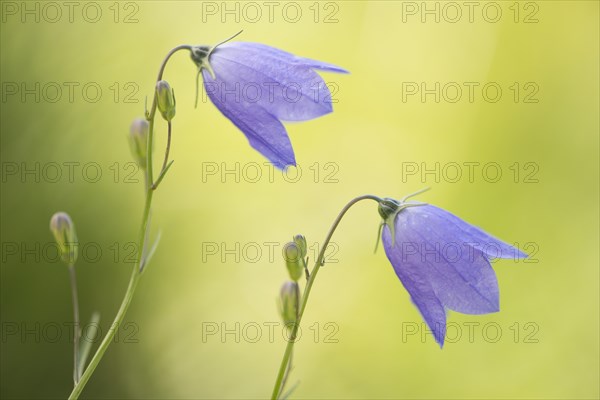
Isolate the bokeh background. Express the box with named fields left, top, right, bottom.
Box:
left=1, top=1, right=598, bottom=399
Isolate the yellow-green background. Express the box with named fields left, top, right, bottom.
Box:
left=1, top=1, right=598, bottom=398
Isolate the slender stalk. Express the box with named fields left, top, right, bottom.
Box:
left=277, top=349, right=293, bottom=398
left=152, top=121, right=173, bottom=190
left=147, top=44, right=192, bottom=184
left=68, top=264, right=80, bottom=384
left=68, top=45, right=191, bottom=400
left=270, top=195, right=383, bottom=399
left=158, top=121, right=172, bottom=178
left=68, top=190, right=152, bottom=400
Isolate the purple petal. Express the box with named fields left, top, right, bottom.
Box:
left=390, top=205, right=500, bottom=315
left=202, top=69, right=295, bottom=169
left=222, top=42, right=349, bottom=73
left=382, top=228, right=447, bottom=347
left=209, top=43, right=338, bottom=121
left=417, top=205, right=528, bottom=260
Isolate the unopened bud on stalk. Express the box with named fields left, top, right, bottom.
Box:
left=279, top=281, right=299, bottom=326
left=156, top=80, right=176, bottom=121
left=293, top=234, right=307, bottom=258
left=49, top=212, right=78, bottom=265
left=129, top=118, right=149, bottom=168
left=283, top=242, right=304, bottom=281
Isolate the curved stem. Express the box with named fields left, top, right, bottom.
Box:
left=68, top=264, right=80, bottom=384
left=270, top=194, right=383, bottom=399
left=68, top=44, right=191, bottom=400
left=156, top=45, right=192, bottom=83
left=147, top=45, right=191, bottom=186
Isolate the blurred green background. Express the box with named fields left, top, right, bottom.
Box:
left=1, top=1, right=598, bottom=399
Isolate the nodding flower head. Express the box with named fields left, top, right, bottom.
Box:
left=189, top=31, right=348, bottom=170
left=376, top=190, right=527, bottom=347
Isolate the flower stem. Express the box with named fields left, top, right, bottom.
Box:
left=68, top=264, right=80, bottom=384
left=68, top=184, right=152, bottom=400
left=152, top=121, right=173, bottom=191
left=158, top=121, right=172, bottom=178
left=67, top=45, right=191, bottom=400
left=270, top=194, right=383, bottom=399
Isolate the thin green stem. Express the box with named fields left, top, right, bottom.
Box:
left=158, top=121, right=172, bottom=179
left=152, top=121, right=174, bottom=191
left=270, top=194, right=383, bottom=399
left=277, top=349, right=293, bottom=398
left=68, top=44, right=191, bottom=400
left=68, top=264, right=80, bottom=384
left=68, top=191, right=152, bottom=400
left=147, top=45, right=192, bottom=185
left=152, top=160, right=174, bottom=191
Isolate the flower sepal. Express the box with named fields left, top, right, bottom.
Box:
left=190, top=45, right=216, bottom=79
left=378, top=198, right=401, bottom=245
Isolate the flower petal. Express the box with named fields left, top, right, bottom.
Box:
left=209, top=43, right=337, bottom=121
left=392, top=206, right=500, bottom=315
left=222, top=42, right=349, bottom=73
left=382, top=228, right=447, bottom=347
left=417, top=205, right=528, bottom=260
left=202, top=70, right=295, bottom=169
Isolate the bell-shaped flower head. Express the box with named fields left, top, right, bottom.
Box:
left=190, top=32, right=348, bottom=169
left=377, top=192, right=527, bottom=347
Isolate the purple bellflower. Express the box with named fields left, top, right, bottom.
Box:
left=190, top=32, right=348, bottom=169
left=377, top=192, right=527, bottom=347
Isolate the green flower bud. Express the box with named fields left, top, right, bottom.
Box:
left=279, top=281, right=299, bottom=326
left=129, top=118, right=148, bottom=168
left=156, top=80, right=176, bottom=121
left=293, top=234, right=307, bottom=258
left=49, top=212, right=78, bottom=265
left=283, top=242, right=304, bottom=281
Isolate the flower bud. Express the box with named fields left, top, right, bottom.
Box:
left=129, top=118, right=149, bottom=168
left=279, top=281, right=299, bottom=326
left=283, top=242, right=304, bottom=281
left=293, top=234, right=307, bottom=258
left=49, top=212, right=78, bottom=265
left=156, top=80, right=176, bottom=121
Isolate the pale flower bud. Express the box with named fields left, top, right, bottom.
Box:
left=156, top=80, right=176, bottom=121
left=49, top=212, right=78, bottom=265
